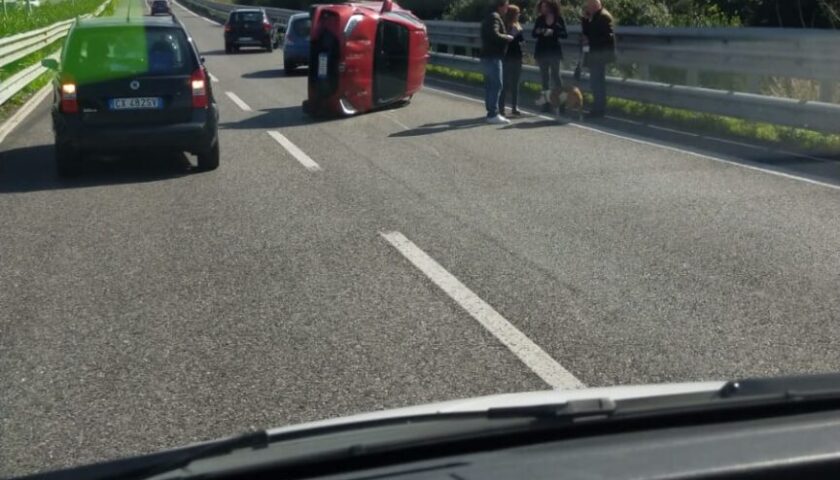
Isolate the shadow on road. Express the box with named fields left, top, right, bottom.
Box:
left=242, top=69, right=285, bottom=79
left=501, top=119, right=564, bottom=130
left=202, top=49, right=269, bottom=57
left=220, top=105, right=320, bottom=129
left=0, top=144, right=194, bottom=194
left=389, top=117, right=487, bottom=138
left=282, top=68, right=309, bottom=77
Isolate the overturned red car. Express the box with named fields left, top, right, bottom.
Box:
left=303, top=0, right=428, bottom=117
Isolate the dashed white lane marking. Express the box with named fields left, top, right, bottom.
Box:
left=208, top=72, right=219, bottom=83
left=225, top=91, right=252, bottom=112
left=423, top=85, right=840, bottom=192
left=267, top=131, right=323, bottom=172
left=380, top=231, right=585, bottom=390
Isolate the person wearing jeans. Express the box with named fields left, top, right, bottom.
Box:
left=480, top=0, right=513, bottom=124
left=582, top=0, right=616, bottom=118
left=499, top=5, right=524, bottom=117
left=532, top=0, right=567, bottom=113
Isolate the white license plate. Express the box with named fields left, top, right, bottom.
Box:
left=109, top=97, right=162, bottom=110
left=317, top=53, right=328, bottom=79
left=239, top=36, right=253, bottom=41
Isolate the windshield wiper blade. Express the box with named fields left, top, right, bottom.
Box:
left=129, top=430, right=269, bottom=480
left=30, top=430, right=269, bottom=480
left=487, top=398, right=617, bottom=420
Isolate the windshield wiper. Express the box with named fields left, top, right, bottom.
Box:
left=486, top=398, right=617, bottom=420
left=29, top=430, right=269, bottom=480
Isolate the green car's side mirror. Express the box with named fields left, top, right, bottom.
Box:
left=41, top=58, right=59, bottom=70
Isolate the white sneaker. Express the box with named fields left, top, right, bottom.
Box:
left=487, top=115, right=511, bottom=125
left=535, top=90, right=550, bottom=106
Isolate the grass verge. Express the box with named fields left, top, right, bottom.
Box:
left=426, top=64, right=840, bottom=153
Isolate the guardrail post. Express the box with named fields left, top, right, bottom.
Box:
left=746, top=75, right=762, bottom=94
left=819, top=80, right=835, bottom=103
left=637, top=64, right=650, bottom=81
left=686, top=69, right=698, bottom=87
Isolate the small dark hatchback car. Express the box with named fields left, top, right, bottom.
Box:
left=224, top=8, right=278, bottom=53
left=43, top=16, right=220, bottom=176
left=150, top=0, right=170, bottom=15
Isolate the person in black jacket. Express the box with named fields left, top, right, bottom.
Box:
left=581, top=0, right=616, bottom=118
left=480, top=0, right=514, bottom=124
left=499, top=5, right=524, bottom=117
left=532, top=0, right=568, bottom=113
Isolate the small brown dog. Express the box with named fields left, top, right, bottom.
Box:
left=549, top=86, right=584, bottom=120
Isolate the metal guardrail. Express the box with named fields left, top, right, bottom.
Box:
left=425, top=22, right=840, bottom=101
left=0, top=0, right=112, bottom=107
left=431, top=52, right=840, bottom=134
left=117, top=0, right=840, bottom=134
left=0, top=19, right=74, bottom=70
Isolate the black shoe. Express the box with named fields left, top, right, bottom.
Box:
left=510, top=109, right=522, bottom=117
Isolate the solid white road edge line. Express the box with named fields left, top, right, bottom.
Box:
left=422, top=85, right=840, bottom=192
left=380, top=231, right=585, bottom=390
left=267, top=131, right=323, bottom=172
left=225, top=91, right=253, bottom=112
left=0, top=85, right=52, bottom=145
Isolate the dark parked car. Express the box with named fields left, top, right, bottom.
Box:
left=224, top=8, right=278, bottom=53
left=42, top=16, right=220, bottom=176
left=282, top=12, right=310, bottom=74
left=150, top=0, right=169, bottom=15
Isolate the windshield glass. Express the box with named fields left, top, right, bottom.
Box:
left=289, top=17, right=311, bottom=39
left=230, top=11, right=263, bottom=23
left=3, top=0, right=840, bottom=478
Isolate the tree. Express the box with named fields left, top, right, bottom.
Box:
left=701, top=0, right=840, bottom=28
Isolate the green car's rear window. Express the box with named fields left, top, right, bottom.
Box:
left=64, top=26, right=194, bottom=83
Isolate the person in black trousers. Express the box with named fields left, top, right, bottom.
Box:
left=532, top=0, right=567, bottom=113
left=581, top=0, right=616, bottom=118
left=499, top=5, right=524, bottom=117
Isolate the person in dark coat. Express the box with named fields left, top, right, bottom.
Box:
left=480, top=0, right=514, bottom=124
left=581, top=0, right=616, bottom=118
left=532, top=0, right=568, bottom=112
left=499, top=5, right=524, bottom=117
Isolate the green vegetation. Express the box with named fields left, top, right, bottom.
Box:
left=426, top=64, right=840, bottom=152
left=193, top=0, right=840, bottom=27
left=1, top=0, right=116, bottom=122
left=0, top=0, right=112, bottom=38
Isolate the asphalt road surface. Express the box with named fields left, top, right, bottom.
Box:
left=3, top=1, right=840, bottom=476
